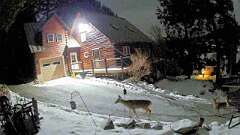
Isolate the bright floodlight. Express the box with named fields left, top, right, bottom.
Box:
left=78, top=23, right=91, bottom=32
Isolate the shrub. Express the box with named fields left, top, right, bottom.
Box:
left=127, top=49, right=151, bottom=81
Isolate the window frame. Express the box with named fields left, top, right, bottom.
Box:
left=55, top=34, right=63, bottom=42
left=52, top=61, right=61, bottom=65
left=42, top=63, right=50, bottom=67
left=122, top=46, right=131, bottom=56
left=47, top=33, right=54, bottom=43
left=70, top=52, right=78, bottom=64
left=92, top=48, right=100, bottom=60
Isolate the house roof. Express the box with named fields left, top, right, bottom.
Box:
left=55, top=7, right=152, bottom=44
left=24, top=23, right=44, bottom=53
left=82, top=12, right=153, bottom=44
left=67, top=37, right=80, bottom=48
left=24, top=8, right=153, bottom=53
left=24, top=23, right=41, bottom=45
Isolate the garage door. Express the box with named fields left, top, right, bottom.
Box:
left=40, top=56, right=66, bottom=81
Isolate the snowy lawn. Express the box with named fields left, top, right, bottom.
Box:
left=9, top=91, right=173, bottom=135
left=7, top=91, right=240, bottom=135
left=9, top=77, right=238, bottom=123
left=4, top=79, right=240, bottom=135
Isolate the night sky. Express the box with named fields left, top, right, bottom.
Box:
left=99, top=0, right=240, bottom=37
left=98, top=0, right=159, bottom=37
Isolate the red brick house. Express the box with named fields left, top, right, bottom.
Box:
left=24, top=11, right=152, bottom=82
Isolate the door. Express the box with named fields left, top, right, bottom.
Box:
left=92, top=48, right=101, bottom=68
left=40, top=56, right=66, bottom=81
left=70, top=52, right=79, bottom=70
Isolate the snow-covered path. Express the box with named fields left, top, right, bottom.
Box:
left=8, top=77, right=227, bottom=123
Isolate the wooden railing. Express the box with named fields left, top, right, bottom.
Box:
left=70, top=56, right=131, bottom=74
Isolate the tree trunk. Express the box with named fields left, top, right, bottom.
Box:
left=216, top=40, right=221, bottom=86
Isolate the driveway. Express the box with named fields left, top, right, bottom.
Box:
left=8, top=77, right=225, bottom=123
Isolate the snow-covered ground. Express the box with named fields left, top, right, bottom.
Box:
left=8, top=91, right=174, bottom=135
left=0, top=90, right=237, bottom=135
left=89, top=77, right=210, bottom=103
left=8, top=90, right=240, bottom=135
left=9, top=77, right=218, bottom=123
left=6, top=77, right=240, bottom=134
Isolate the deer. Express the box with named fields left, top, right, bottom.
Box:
left=115, top=95, right=152, bottom=118
left=212, top=96, right=230, bottom=112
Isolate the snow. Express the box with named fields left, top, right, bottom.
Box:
left=210, top=118, right=240, bottom=135
left=8, top=91, right=174, bottom=135
left=26, top=77, right=223, bottom=124
left=4, top=77, right=240, bottom=135
left=87, top=77, right=209, bottom=104
left=34, top=77, right=209, bottom=104
left=171, top=119, right=197, bottom=132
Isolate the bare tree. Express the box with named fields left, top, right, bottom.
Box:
left=127, top=49, right=151, bottom=81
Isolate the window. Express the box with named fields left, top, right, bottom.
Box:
left=47, top=34, right=54, bottom=43
left=122, top=46, right=130, bottom=56
left=80, top=32, right=86, bottom=42
left=70, top=52, right=78, bottom=63
left=92, top=48, right=100, bottom=60
left=53, top=61, right=61, bottom=65
left=43, top=63, right=50, bottom=67
left=70, top=52, right=79, bottom=70
left=56, top=34, right=63, bottom=42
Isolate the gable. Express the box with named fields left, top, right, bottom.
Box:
left=42, top=15, right=67, bottom=46
left=55, top=10, right=152, bottom=44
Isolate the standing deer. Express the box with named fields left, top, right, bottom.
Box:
left=212, top=96, right=230, bottom=112
left=115, top=95, right=152, bottom=118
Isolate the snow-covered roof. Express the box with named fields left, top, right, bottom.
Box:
left=24, top=23, right=45, bottom=53
left=67, top=37, right=80, bottom=48
left=82, top=12, right=153, bottom=44
left=56, top=7, right=152, bottom=44
left=24, top=8, right=153, bottom=53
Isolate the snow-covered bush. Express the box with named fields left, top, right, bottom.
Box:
left=0, top=84, right=10, bottom=99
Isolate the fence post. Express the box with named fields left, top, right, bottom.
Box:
left=120, top=56, right=124, bottom=72
left=32, top=98, right=39, bottom=123
left=120, top=56, right=124, bottom=79
left=104, top=58, right=108, bottom=74
left=81, top=61, right=84, bottom=72
left=91, top=59, right=95, bottom=74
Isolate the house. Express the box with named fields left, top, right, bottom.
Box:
left=24, top=10, right=153, bottom=82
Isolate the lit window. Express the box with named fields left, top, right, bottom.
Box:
left=122, top=46, right=130, bottom=56
left=80, top=32, right=86, bottom=42
left=56, top=34, right=63, bottom=42
left=47, top=34, right=54, bottom=43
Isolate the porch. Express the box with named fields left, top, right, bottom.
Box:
left=69, top=56, right=131, bottom=77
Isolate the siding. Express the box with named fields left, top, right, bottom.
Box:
left=72, top=23, right=116, bottom=69
left=35, top=15, right=67, bottom=75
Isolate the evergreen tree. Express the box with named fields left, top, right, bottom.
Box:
left=156, top=0, right=239, bottom=82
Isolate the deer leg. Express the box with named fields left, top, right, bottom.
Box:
left=145, top=107, right=151, bottom=120
left=128, top=109, right=132, bottom=118
left=132, top=109, right=138, bottom=119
